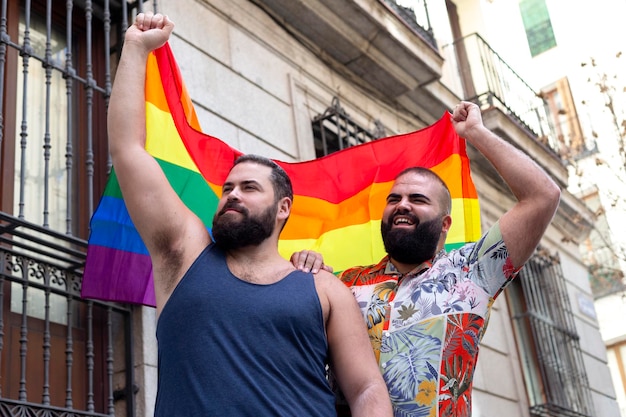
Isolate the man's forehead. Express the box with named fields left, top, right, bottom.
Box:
left=226, top=162, right=271, bottom=183
left=389, top=174, right=443, bottom=200
left=393, top=172, right=432, bottom=188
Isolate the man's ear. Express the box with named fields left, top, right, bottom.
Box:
left=442, top=214, right=452, bottom=234
left=438, top=214, right=453, bottom=249
left=277, top=197, right=292, bottom=221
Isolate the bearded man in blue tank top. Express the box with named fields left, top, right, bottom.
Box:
left=107, top=11, right=393, bottom=417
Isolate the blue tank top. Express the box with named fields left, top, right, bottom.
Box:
left=155, top=244, right=336, bottom=416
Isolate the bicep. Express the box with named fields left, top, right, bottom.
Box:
left=499, top=202, right=552, bottom=268
left=324, top=278, right=380, bottom=403
left=113, top=147, right=208, bottom=256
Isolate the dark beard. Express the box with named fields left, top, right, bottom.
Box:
left=212, top=201, right=277, bottom=250
left=381, top=214, right=441, bottom=265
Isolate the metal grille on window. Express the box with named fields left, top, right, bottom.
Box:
left=507, top=249, right=594, bottom=417
left=312, top=97, right=385, bottom=157
left=0, top=0, right=151, bottom=416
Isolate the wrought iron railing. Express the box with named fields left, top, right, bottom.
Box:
left=0, top=212, right=134, bottom=417
left=441, top=33, right=561, bottom=155
left=380, top=0, right=436, bottom=48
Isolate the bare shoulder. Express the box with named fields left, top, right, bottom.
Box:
left=313, top=270, right=348, bottom=292
left=312, top=270, right=357, bottom=310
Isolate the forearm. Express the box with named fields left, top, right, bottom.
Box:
left=108, top=43, right=151, bottom=159
left=464, top=124, right=560, bottom=204
left=453, top=102, right=561, bottom=266
left=348, top=381, right=393, bottom=417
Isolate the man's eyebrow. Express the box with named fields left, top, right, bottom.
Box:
left=409, top=193, right=430, bottom=201
left=223, top=179, right=262, bottom=188
left=386, top=192, right=431, bottom=201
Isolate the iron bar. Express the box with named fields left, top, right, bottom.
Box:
left=0, top=257, right=5, bottom=398
left=512, top=250, right=593, bottom=416
left=106, top=307, right=114, bottom=415
left=85, top=0, right=95, bottom=218
left=42, top=263, right=52, bottom=405
left=18, top=256, right=29, bottom=401
left=65, top=295, right=75, bottom=409
left=86, top=301, right=94, bottom=412
left=17, top=0, right=33, bottom=220
left=65, top=0, right=75, bottom=235
left=0, top=0, right=7, bottom=178
left=42, top=0, right=53, bottom=228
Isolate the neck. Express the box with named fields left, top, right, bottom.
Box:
left=224, top=239, right=293, bottom=284
left=224, top=237, right=279, bottom=264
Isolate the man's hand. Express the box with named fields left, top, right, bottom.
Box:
left=290, top=250, right=333, bottom=274
left=450, top=101, right=484, bottom=139
left=124, top=12, right=175, bottom=54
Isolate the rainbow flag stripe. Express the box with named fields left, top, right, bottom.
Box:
left=82, top=43, right=481, bottom=306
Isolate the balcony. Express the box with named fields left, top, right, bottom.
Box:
left=250, top=0, right=448, bottom=118
left=437, top=34, right=596, bottom=243
left=441, top=33, right=556, bottom=148
left=440, top=33, right=573, bottom=186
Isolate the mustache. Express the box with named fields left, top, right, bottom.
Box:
left=389, top=211, right=419, bottom=225
left=218, top=201, right=248, bottom=216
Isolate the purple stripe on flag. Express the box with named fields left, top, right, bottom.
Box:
left=82, top=245, right=156, bottom=306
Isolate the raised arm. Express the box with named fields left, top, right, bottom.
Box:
left=318, top=272, right=393, bottom=417
left=451, top=101, right=561, bottom=268
left=108, top=13, right=209, bottom=306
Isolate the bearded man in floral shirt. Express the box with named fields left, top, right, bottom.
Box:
left=292, top=101, right=561, bottom=417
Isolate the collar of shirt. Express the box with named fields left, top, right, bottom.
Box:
left=382, top=249, right=447, bottom=280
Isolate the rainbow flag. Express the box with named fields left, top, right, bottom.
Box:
left=81, top=43, right=481, bottom=307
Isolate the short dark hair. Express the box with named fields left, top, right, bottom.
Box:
left=396, top=167, right=452, bottom=215
left=233, top=154, right=293, bottom=203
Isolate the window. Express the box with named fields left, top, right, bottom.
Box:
left=7, top=0, right=116, bottom=322
left=540, top=78, right=592, bottom=159
left=15, top=10, right=70, bottom=233
left=1, top=1, right=136, bottom=415
left=6, top=0, right=114, bottom=238
left=312, top=97, right=384, bottom=157
left=519, top=0, right=557, bottom=57
left=605, top=341, right=626, bottom=416
left=507, top=249, right=594, bottom=417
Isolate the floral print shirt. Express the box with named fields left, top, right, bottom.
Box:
left=340, top=222, right=520, bottom=417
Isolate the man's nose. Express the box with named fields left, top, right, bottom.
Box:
left=395, top=197, right=411, bottom=211
left=226, top=187, right=242, bottom=201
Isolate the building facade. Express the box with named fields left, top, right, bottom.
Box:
left=451, top=0, right=626, bottom=415
left=0, top=0, right=620, bottom=416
